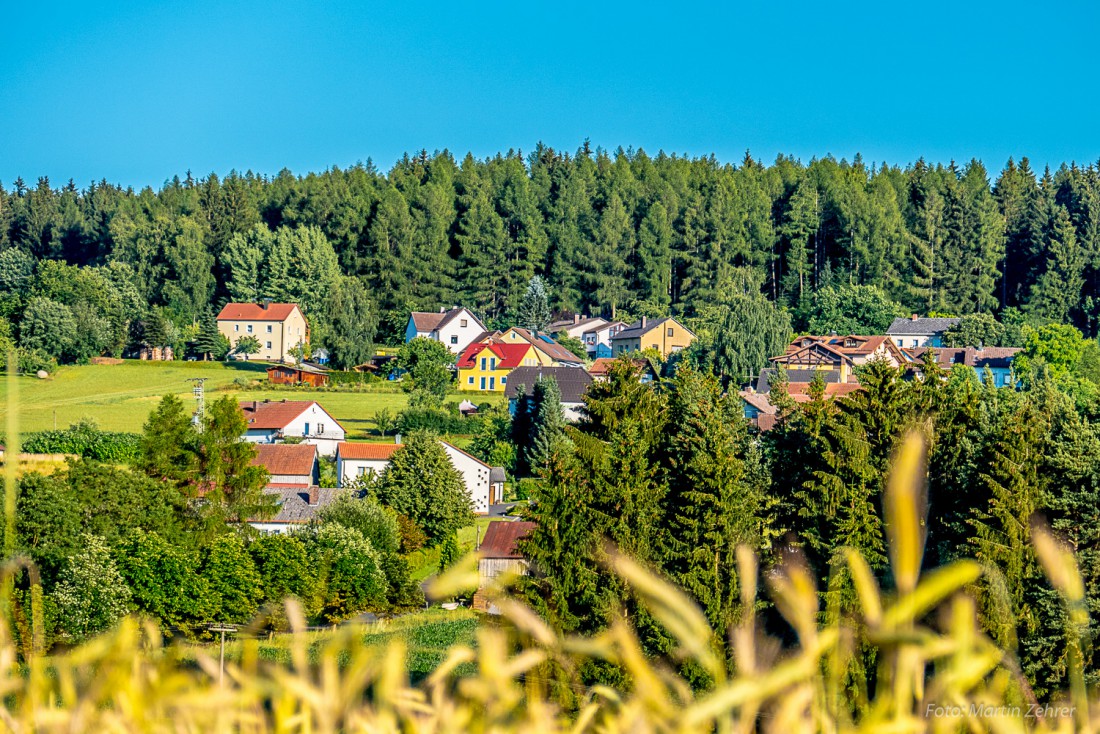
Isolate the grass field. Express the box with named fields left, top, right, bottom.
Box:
left=177, top=607, right=481, bottom=684
left=0, top=361, right=505, bottom=437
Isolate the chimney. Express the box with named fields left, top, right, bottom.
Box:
left=641, top=316, right=648, bottom=329
left=251, top=400, right=259, bottom=411
left=394, top=433, right=402, bottom=445
left=440, top=307, right=446, bottom=313
left=307, top=487, right=319, bottom=506
left=262, top=298, right=271, bottom=310
left=573, top=314, right=581, bottom=324
left=911, top=314, right=918, bottom=321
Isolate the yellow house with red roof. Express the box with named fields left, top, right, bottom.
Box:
left=457, top=342, right=539, bottom=392
left=217, top=302, right=308, bottom=363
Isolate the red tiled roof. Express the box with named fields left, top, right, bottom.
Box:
left=478, top=521, right=536, bottom=559
left=337, top=442, right=402, bottom=460
left=588, top=357, right=653, bottom=377
left=787, top=382, right=864, bottom=402
left=251, top=444, right=317, bottom=476
left=457, top=342, right=532, bottom=369
left=218, top=302, right=301, bottom=321
left=239, top=400, right=316, bottom=429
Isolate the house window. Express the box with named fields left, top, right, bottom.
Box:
left=318, top=423, right=325, bottom=434
left=266, top=341, right=272, bottom=349
left=267, top=325, right=273, bottom=333
left=480, top=357, right=487, bottom=370
left=357, top=466, right=366, bottom=477
left=234, top=324, right=239, bottom=332
left=501, top=376, right=507, bottom=383
left=667, top=327, right=674, bottom=337
left=480, top=377, right=486, bottom=390
left=451, top=335, right=458, bottom=344
left=489, top=377, right=495, bottom=390
left=490, top=357, right=496, bottom=370
left=247, top=325, right=253, bottom=333
left=460, top=319, right=468, bottom=327
left=468, top=376, right=474, bottom=384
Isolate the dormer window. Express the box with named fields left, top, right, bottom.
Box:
left=844, top=339, right=855, bottom=348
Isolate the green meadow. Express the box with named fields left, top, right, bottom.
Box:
left=0, top=360, right=505, bottom=437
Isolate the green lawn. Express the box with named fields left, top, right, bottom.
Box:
left=0, top=361, right=505, bottom=437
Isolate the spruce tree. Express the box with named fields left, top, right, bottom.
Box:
left=193, top=309, right=222, bottom=360
left=528, top=376, right=569, bottom=475
left=516, top=275, right=553, bottom=333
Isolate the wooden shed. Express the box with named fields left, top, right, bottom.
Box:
left=473, top=520, right=536, bottom=613
left=266, top=364, right=329, bottom=387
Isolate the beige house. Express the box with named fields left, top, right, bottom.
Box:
left=217, top=302, right=308, bottom=363
left=609, top=317, right=695, bottom=357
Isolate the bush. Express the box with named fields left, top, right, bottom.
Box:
left=17, top=348, right=56, bottom=375
left=21, top=420, right=142, bottom=463
left=513, top=477, right=541, bottom=501
left=397, top=407, right=480, bottom=435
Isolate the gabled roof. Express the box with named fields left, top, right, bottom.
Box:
left=739, top=391, right=778, bottom=415
left=239, top=400, right=339, bottom=431
left=337, top=442, right=402, bottom=460
left=908, top=346, right=1020, bottom=370
left=772, top=342, right=854, bottom=366
left=611, top=316, right=694, bottom=341
left=549, top=315, right=608, bottom=332
left=588, top=357, right=658, bottom=379
left=253, top=486, right=344, bottom=524
left=252, top=443, right=318, bottom=476
left=756, top=368, right=844, bottom=393
left=218, top=303, right=301, bottom=322
left=267, top=363, right=328, bottom=376
left=582, top=320, right=626, bottom=336
left=441, top=441, right=492, bottom=470
left=410, top=307, right=485, bottom=334
left=887, top=316, right=961, bottom=336
left=503, top=366, right=595, bottom=403
left=479, top=520, right=536, bottom=559
left=456, top=342, right=533, bottom=369
left=506, top=328, right=585, bottom=364
left=489, top=467, right=506, bottom=484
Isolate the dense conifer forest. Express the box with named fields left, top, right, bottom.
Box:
left=2, top=144, right=1099, bottom=370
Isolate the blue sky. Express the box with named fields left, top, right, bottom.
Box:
left=1, top=1, right=1098, bottom=188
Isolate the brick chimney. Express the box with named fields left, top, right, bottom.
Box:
left=574, top=314, right=581, bottom=324
left=911, top=314, right=919, bottom=321
left=307, top=487, right=319, bottom=506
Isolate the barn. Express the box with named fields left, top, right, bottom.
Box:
left=472, top=520, right=536, bottom=614
left=266, top=364, right=329, bottom=387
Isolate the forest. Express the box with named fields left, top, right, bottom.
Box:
left=1, top=145, right=1098, bottom=372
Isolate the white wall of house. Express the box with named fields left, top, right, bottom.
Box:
left=583, top=324, right=622, bottom=357
left=442, top=442, right=491, bottom=514
left=242, top=404, right=343, bottom=457
left=337, top=457, right=391, bottom=486
left=436, top=310, right=484, bottom=354
left=248, top=522, right=297, bottom=536
left=269, top=473, right=313, bottom=484
left=887, top=333, right=942, bottom=349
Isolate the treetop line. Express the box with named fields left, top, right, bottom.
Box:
left=0, top=147, right=1096, bottom=363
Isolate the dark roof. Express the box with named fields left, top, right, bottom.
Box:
left=218, top=303, right=301, bottom=322
left=252, top=444, right=318, bottom=476
left=887, top=316, right=960, bottom=336
left=908, top=346, right=1020, bottom=370
left=756, top=368, right=842, bottom=393
left=410, top=307, right=484, bottom=334
left=254, top=486, right=344, bottom=524
left=503, top=366, right=594, bottom=403
left=479, top=520, right=536, bottom=559
left=612, top=316, right=679, bottom=340
left=490, top=466, right=506, bottom=484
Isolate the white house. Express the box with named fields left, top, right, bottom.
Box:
left=405, top=307, right=487, bottom=354
left=336, top=438, right=492, bottom=514
left=440, top=441, right=492, bottom=514
left=886, top=315, right=961, bottom=349
left=582, top=321, right=626, bottom=358
left=239, top=400, right=345, bottom=457
left=336, top=442, right=401, bottom=485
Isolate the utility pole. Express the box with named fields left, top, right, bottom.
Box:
left=187, top=378, right=207, bottom=431
left=209, top=624, right=237, bottom=686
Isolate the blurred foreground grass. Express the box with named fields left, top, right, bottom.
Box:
left=0, top=427, right=1095, bottom=732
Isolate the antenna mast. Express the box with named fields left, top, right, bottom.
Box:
left=187, top=378, right=207, bottom=431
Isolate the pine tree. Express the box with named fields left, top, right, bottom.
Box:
left=516, top=275, right=553, bottom=333
left=780, top=177, right=819, bottom=308
left=1028, top=204, right=1085, bottom=323
left=193, top=309, right=223, bottom=360
left=528, top=376, right=570, bottom=475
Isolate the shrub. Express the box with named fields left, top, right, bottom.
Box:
left=21, top=420, right=142, bottom=462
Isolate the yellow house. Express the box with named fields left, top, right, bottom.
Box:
left=217, top=302, right=309, bottom=363
left=456, top=342, right=539, bottom=392
left=609, top=317, right=695, bottom=357
left=484, top=328, right=585, bottom=367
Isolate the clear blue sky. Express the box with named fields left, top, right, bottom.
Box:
left=2, top=1, right=1098, bottom=189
